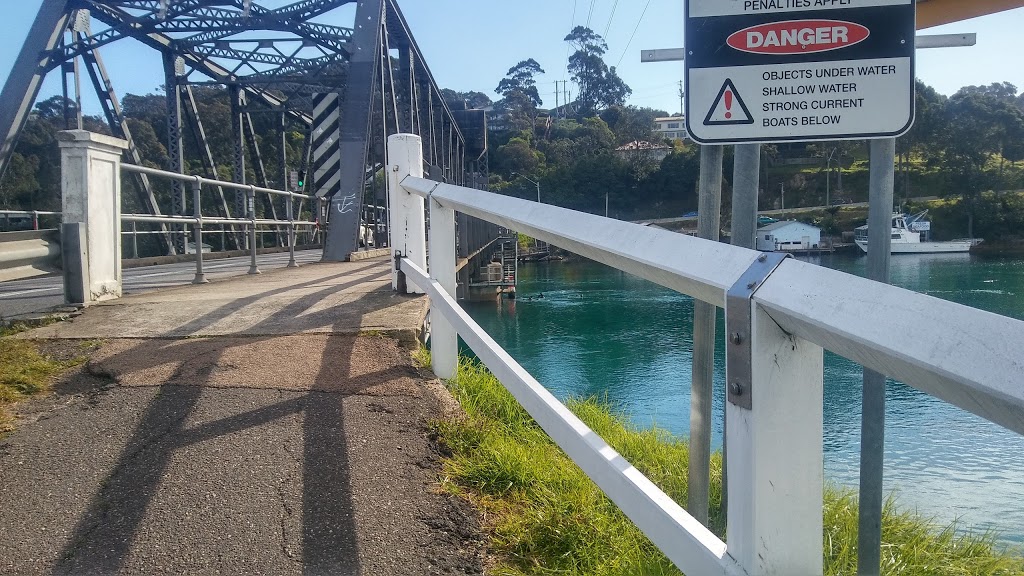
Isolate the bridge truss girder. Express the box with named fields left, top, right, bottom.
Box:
left=1, top=0, right=481, bottom=261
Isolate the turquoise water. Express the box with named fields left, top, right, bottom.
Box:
left=462, top=252, right=1024, bottom=544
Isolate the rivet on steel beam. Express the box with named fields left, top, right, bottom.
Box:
left=729, top=382, right=745, bottom=397
left=747, top=281, right=757, bottom=290
left=729, top=332, right=744, bottom=345
left=758, top=253, right=768, bottom=262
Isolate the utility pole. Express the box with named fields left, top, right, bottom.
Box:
left=688, top=144, right=724, bottom=526
left=826, top=147, right=837, bottom=208
left=678, top=80, right=685, bottom=116
left=858, top=138, right=896, bottom=576
left=780, top=182, right=785, bottom=219
left=555, top=81, right=560, bottom=118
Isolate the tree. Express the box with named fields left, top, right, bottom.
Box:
left=440, top=89, right=492, bottom=110
left=942, top=85, right=1024, bottom=236
left=494, top=136, right=544, bottom=177
left=564, top=26, right=631, bottom=117
left=495, top=59, right=545, bottom=132
left=600, top=106, right=666, bottom=145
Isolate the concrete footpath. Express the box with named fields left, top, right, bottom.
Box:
left=0, top=258, right=485, bottom=575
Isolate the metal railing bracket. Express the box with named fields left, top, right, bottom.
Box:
left=726, top=251, right=790, bottom=410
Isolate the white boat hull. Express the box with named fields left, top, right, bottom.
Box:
left=855, top=239, right=973, bottom=254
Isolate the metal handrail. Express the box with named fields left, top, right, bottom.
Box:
left=397, top=173, right=1024, bottom=575
left=0, top=209, right=62, bottom=216
left=399, top=257, right=745, bottom=576
left=120, top=214, right=317, bottom=227
left=118, top=163, right=317, bottom=279
left=121, top=163, right=311, bottom=200
left=401, top=175, right=1024, bottom=434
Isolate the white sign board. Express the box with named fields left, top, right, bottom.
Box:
left=685, top=0, right=916, bottom=144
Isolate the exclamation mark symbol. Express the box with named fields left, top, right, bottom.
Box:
left=724, top=89, right=733, bottom=120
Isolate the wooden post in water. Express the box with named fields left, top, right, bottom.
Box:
left=689, top=144, right=723, bottom=526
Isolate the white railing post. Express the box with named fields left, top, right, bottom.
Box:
left=428, top=195, right=458, bottom=379
left=57, top=130, right=128, bottom=304
left=726, top=300, right=824, bottom=574
left=387, top=133, right=427, bottom=294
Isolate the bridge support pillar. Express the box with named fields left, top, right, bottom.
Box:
left=387, top=134, right=427, bottom=294
left=57, top=130, right=128, bottom=305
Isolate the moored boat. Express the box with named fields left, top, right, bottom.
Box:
left=854, top=211, right=978, bottom=254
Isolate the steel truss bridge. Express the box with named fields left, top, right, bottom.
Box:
left=0, top=0, right=491, bottom=261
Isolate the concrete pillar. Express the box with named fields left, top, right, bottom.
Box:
left=58, top=130, right=128, bottom=304
left=387, top=133, right=427, bottom=294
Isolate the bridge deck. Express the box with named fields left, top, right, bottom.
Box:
left=0, top=258, right=484, bottom=574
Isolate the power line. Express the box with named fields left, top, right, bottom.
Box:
left=603, top=0, right=620, bottom=39
left=616, top=0, right=652, bottom=68
left=586, top=0, right=597, bottom=28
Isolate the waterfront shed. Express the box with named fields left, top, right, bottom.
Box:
left=756, top=220, right=821, bottom=252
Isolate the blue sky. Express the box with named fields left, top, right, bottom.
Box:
left=1, top=1, right=1023, bottom=117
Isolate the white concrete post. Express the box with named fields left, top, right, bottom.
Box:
left=387, top=134, right=426, bottom=294
left=57, top=130, right=128, bottom=304
left=726, top=302, right=824, bottom=575
left=429, top=197, right=458, bottom=379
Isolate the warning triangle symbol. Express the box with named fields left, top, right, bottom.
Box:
left=703, top=79, right=754, bottom=126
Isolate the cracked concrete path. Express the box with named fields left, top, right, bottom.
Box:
left=0, top=258, right=485, bottom=575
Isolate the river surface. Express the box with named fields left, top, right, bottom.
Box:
left=462, top=252, right=1024, bottom=545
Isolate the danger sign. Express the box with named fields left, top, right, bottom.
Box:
left=685, top=0, right=915, bottom=144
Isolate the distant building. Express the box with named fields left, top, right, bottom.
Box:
left=756, top=221, right=822, bottom=252
left=614, top=140, right=672, bottom=163
left=655, top=116, right=687, bottom=141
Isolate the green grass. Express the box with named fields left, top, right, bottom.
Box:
left=0, top=324, right=85, bottom=433
left=432, top=357, right=1024, bottom=576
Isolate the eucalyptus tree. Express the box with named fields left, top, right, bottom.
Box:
left=495, top=59, right=546, bottom=132
left=564, top=26, right=631, bottom=118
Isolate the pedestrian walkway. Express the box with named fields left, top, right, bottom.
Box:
left=0, top=257, right=485, bottom=575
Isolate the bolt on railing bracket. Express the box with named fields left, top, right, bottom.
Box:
left=725, top=251, right=790, bottom=410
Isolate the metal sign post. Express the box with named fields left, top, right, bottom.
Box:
left=684, top=0, right=916, bottom=145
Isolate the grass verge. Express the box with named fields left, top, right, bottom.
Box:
left=433, top=357, right=1024, bottom=575
left=0, top=323, right=86, bottom=434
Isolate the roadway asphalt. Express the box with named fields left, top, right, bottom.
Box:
left=0, top=250, right=324, bottom=321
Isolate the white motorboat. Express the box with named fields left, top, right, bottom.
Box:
left=854, top=211, right=976, bottom=254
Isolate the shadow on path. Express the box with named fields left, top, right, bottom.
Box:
left=50, top=260, right=417, bottom=574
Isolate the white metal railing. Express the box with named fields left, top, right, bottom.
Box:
left=385, top=134, right=1024, bottom=575
left=0, top=209, right=62, bottom=231
left=119, top=163, right=318, bottom=282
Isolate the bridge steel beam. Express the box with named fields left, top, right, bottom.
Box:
left=0, top=0, right=70, bottom=182
left=230, top=86, right=248, bottom=248
left=243, top=110, right=285, bottom=245
left=322, top=0, right=383, bottom=261
left=182, top=85, right=246, bottom=250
